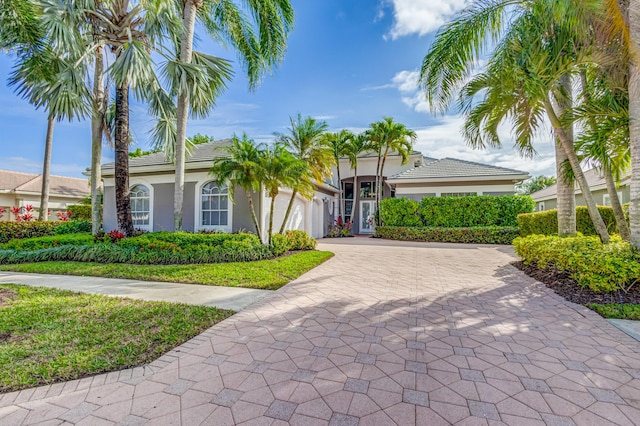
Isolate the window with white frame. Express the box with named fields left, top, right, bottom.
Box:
left=603, top=192, right=623, bottom=207
left=130, top=184, right=151, bottom=229
left=201, top=182, right=229, bottom=229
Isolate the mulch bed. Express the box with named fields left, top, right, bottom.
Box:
left=513, top=261, right=640, bottom=305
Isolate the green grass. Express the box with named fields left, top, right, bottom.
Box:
left=0, top=284, right=232, bottom=392
left=588, top=303, right=640, bottom=320
left=0, top=251, right=334, bottom=290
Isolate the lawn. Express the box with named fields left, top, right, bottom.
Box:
left=588, top=303, right=640, bottom=320
left=0, top=250, right=334, bottom=290
left=0, top=284, right=232, bottom=392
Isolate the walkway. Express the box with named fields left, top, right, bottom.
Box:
left=1, top=238, right=640, bottom=425
left=0, top=271, right=271, bottom=311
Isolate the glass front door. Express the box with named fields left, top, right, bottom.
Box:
left=360, top=200, right=375, bottom=234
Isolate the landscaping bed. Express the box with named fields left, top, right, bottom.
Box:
left=375, top=225, right=519, bottom=244
left=0, top=284, right=232, bottom=392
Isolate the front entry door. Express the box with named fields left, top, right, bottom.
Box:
left=360, top=200, right=375, bottom=234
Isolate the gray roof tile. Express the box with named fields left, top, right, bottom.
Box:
left=389, top=157, right=528, bottom=180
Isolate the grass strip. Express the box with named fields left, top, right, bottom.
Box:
left=588, top=303, right=640, bottom=320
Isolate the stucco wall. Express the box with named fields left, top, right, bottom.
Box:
left=103, top=186, right=117, bottom=231
left=535, top=185, right=631, bottom=211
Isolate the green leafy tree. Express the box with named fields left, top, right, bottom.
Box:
left=342, top=133, right=369, bottom=228
left=516, top=176, right=557, bottom=195
left=324, top=130, right=354, bottom=222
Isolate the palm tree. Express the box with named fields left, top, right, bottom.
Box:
left=0, top=0, right=42, bottom=53
left=342, top=133, right=369, bottom=228
left=172, top=0, right=295, bottom=232
left=324, top=130, right=354, bottom=222
left=277, top=114, right=331, bottom=233
left=627, top=0, right=640, bottom=247
left=366, top=117, right=416, bottom=223
left=210, top=134, right=265, bottom=243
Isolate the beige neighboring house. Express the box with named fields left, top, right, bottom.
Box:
left=530, top=168, right=631, bottom=211
left=0, top=170, right=90, bottom=221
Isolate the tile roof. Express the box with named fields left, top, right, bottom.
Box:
left=0, top=170, right=89, bottom=197
left=102, top=139, right=233, bottom=170
left=389, top=157, right=529, bottom=180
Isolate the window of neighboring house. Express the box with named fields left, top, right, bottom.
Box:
left=360, top=181, right=376, bottom=199
left=200, top=182, right=230, bottom=231
left=603, top=192, right=623, bottom=207
left=539, top=202, right=545, bottom=211
left=130, top=184, right=151, bottom=231
left=440, top=192, right=477, bottom=197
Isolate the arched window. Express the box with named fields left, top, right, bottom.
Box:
left=130, top=184, right=151, bottom=230
left=200, top=182, right=230, bottom=230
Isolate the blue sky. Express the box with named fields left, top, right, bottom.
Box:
left=0, top=0, right=556, bottom=178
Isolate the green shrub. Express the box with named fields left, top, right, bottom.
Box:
left=0, top=221, right=57, bottom=244
left=284, top=230, right=317, bottom=250
left=375, top=226, right=520, bottom=245
left=518, top=206, right=618, bottom=236
left=54, top=220, right=92, bottom=235
left=379, top=198, right=422, bottom=227
left=0, top=233, right=94, bottom=251
left=513, top=234, right=640, bottom=293
left=67, top=205, right=92, bottom=221
left=270, top=234, right=289, bottom=256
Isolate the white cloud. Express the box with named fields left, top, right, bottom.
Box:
left=383, top=0, right=469, bottom=40
left=313, top=115, right=336, bottom=121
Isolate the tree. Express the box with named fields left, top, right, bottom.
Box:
left=277, top=114, right=331, bottom=233
left=210, top=134, right=265, bottom=243
left=342, top=133, right=369, bottom=227
left=172, top=0, right=295, bottom=232
left=627, top=0, right=640, bottom=247
left=516, top=176, right=557, bottom=195
left=366, top=117, right=416, bottom=224
left=0, top=0, right=42, bottom=53
left=324, top=130, right=354, bottom=222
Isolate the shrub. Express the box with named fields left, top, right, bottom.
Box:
left=67, top=204, right=92, bottom=221
left=327, top=217, right=352, bottom=237
left=54, top=220, right=91, bottom=235
left=270, top=234, right=289, bottom=256
left=518, top=206, right=618, bottom=236
left=378, top=198, right=422, bottom=227
left=0, top=233, right=94, bottom=251
left=0, top=221, right=57, bottom=244
left=375, top=226, right=520, bottom=245
left=513, top=234, right=640, bottom=293
left=284, top=230, right=317, bottom=251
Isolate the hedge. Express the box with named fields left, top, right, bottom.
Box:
left=67, top=204, right=93, bottom=221
left=375, top=226, right=520, bottom=245
left=517, top=206, right=618, bottom=236
left=379, top=195, right=535, bottom=228
left=0, top=220, right=91, bottom=244
left=513, top=234, right=640, bottom=293
left=0, top=233, right=94, bottom=251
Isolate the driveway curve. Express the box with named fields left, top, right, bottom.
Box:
left=1, top=237, right=640, bottom=425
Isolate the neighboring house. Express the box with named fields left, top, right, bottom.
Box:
left=530, top=168, right=630, bottom=211
left=0, top=170, right=90, bottom=221
left=101, top=139, right=339, bottom=239
left=335, top=152, right=530, bottom=234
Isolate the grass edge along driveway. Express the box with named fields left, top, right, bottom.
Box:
left=0, top=284, right=233, bottom=393
left=0, top=251, right=334, bottom=290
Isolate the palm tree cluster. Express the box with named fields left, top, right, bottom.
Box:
left=0, top=0, right=293, bottom=236
left=210, top=115, right=416, bottom=243
left=420, top=0, right=636, bottom=244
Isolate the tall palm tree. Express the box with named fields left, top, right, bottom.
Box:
left=172, top=0, right=295, bottom=231
left=0, top=0, right=42, bottom=53
left=210, top=134, right=265, bottom=243
left=324, top=130, right=354, bottom=222
left=342, top=133, right=369, bottom=228
left=366, top=117, right=416, bottom=222
left=277, top=114, right=331, bottom=233
left=627, top=0, right=640, bottom=247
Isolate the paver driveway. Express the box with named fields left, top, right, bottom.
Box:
left=1, top=238, right=640, bottom=425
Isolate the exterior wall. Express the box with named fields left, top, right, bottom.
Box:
left=534, top=184, right=631, bottom=211
left=335, top=154, right=423, bottom=186
left=103, top=186, right=117, bottom=231
left=152, top=183, right=174, bottom=232
left=0, top=193, right=86, bottom=222
left=395, top=182, right=516, bottom=197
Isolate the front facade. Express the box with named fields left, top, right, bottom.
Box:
left=334, top=153, right=530, bottom=234
left=530, top=168, right=631, bottom=211
left=101, top=140, right=338, bottom=239
left=0, top=170, right=90, bottom=221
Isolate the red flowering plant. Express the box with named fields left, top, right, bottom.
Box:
left=327, top=216, right=352, bottom=237
left=56, top=210, right=72, bottom=221
left=106, top=230, right=126, bottom=243
left=11, top=205, right=36, bottom=222
left=0, top=207, right=5, bottom=220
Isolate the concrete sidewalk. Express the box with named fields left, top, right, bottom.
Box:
left=0, top=271, right=271, bottom=311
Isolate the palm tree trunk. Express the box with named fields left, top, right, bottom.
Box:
left=374, top=149, right=384, bottom=225
left=545, top=98, right=610, bottom=243
left=353, top=166, right=358, bottom=234
left=377, top=149, right=390, bottom=225
left=337, top=166, right=343, bottom=221
left=629, top=0, right=640, bottom=248
left=246, top=192, right=263, bottom=243
left=114, top=80, right=134, bottom=236
left=173, top=0, right=199, bottom=231
left=90, top=45, right=105, bottom=234
left=268, top=195, right=276, bottom=245
left=603, top=163, right=631, bottom=240
left=555, top=140, right=576, bottom=236
left=279, top=189, right=297, bottom=234
left=38, top=116, right=54, bottom=221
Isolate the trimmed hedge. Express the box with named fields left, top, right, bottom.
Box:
left=513, top=234, right=640, bottom=293
left=375, top=226, right=520, bottom=245
left=518, top=206, right=618, bottom=236
left=270, top=230, right=318, bottom=256
left=0, top=220, right=91, bottom=244
left=67, top=204, right=92, bottom=221
left=379, top=195, right=535, bottom=228
left=0, top=233, right=94, bottom=251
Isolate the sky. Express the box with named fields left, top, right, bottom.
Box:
left=0, top=0, right=557, bottom=179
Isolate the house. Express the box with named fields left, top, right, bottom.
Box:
left=101, top=139, right=340, bottom=239
left=0, top=170, right=90, bottom=221
left=530, top=168, right=630, bottom=211
left=335, top=153, right=530, bottom=234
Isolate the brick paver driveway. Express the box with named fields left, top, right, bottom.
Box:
left=2, top=238, right=640, bottom=425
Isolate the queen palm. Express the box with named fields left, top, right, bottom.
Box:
left=172, top=0, right=294, bottom=232
left=277, top=114, right=331, bottom=233
left=324, top=130, right=354, bottom=222
left=210, top=134, right=265, bottom=243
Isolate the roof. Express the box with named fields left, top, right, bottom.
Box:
left=530, top=168, right=631, bottom=201
left=0, top=170, right=89, bottom=197
left=102, top=139, right=233, bottom=171
left=388, top=157, right=529, bottom=181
